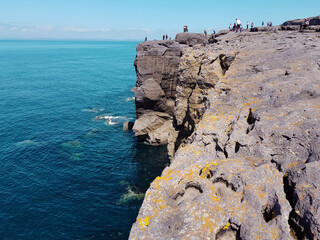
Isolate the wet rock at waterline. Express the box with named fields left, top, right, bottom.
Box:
left=123, top=121, right=134, bottom=131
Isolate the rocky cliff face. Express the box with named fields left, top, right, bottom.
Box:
left=131, top=24, right=320, bottom=239
left=132, top=40, right=181, bottom=145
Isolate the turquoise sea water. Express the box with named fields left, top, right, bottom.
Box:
left=0, top=40, right=169, bottom=239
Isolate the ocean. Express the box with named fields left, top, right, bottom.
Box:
left=0, top=40, right=169, bottom=239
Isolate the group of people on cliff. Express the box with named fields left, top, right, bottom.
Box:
left=144, top=17, right=280, bottom=42
left=228, top=18, right=246, bottom=32
left=203, top=29, right=216, bottom=36
left=229, top=19, right=273, bottom=32
left=144, top=35, right=171, bottom=41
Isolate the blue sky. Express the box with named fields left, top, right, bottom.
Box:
left=0, top=0, right=319, bottom=40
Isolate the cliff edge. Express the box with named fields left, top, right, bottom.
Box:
left=130, top=21, right=320, bottom=239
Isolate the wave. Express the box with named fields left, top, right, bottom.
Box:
left=16, top=139, right=41, bottom=146
left=125, top=97, right=135, bottom=101
left=81, top=108, right=105, bottom=113
left=93, top=114, right=133, bottom=126
left=81, top=108, right=99, bottom=113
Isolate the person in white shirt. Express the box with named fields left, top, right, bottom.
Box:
left=236, top=18, right=241, bottom=32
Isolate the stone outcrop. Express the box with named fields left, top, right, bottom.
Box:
left=282, top=15, right=320, bottom=26
left=175, top=33, right=207, bottom=46
left=130, top=22, right=320, bottom=239
left=132, top=112, right=173, bottom=145
left=134, top=40, right=182, bottom=117
left=133, top=40, right=182, bottom=144
left=281, top=16, right=320, bottom=32
left=123, top=121, right=134, bottom=131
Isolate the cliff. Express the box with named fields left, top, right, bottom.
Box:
left=132, top=41, right=181, bottom=145
left=130, top=21, right=320, bottom=239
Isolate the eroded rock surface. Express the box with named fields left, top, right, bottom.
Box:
left=131, top=25, right=320, bottom=239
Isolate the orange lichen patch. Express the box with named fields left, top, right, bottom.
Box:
left=292, top=122, right=303, bottom=127
left=244, top=156, right=262, bottom=167
left=255, top=235, right=262, bottom=240
left=286, top=161, right=299, bottom=169
left=140, top=199, right=167, bottom=225
left=263, top=116, right=276, bottom=120
left=201, top=217, right=217, bottom=234
left=229, top=202, right=248, bottom=222
left=270, top=228, right=280, bottom=239
left=145, top=191, right=151, bottom=198
left=155, top=175, right=173, bottom=183
left=153, top=197, right=165, bottom=205
left=298, top=192, right=307, bottom=201
left=242, top=98, right=263, bottom=106
left=151, top=169, right=183, bottom=192
left=257, top=190, right=268, bottom=200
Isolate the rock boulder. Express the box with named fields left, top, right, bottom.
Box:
left=175, top=33, right=207, bottom=46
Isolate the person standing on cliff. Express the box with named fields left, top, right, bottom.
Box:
left=204, top=29, right=207, bottom=36
left=247, top=21, right=249, bottom=29
left=145, top=36, right=147, bottom=41
left=183, top=26, right=188, bottom=32
left=262, top=21, right=264, bottom=27
left=166, top=34, right=168, bottom=40
left=236, top=18, right=241, bottom=32
left=300, top=18, right=310, bottom=30
left=251, top=22, right=254, bottom=29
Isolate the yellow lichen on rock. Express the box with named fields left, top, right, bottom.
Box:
left=139, top=217, right=150, bottom=229
left=223, top=222, right=231, bottom=230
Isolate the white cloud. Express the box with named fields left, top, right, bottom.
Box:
left=37, top=25, right=55, bottom=31
left=127, top=28, right=150, bottom=32
left=61, top=26, right=110, bottom=32
left=21, top=28, right=34, bottom=32
left=0, top=22, right=154, bottom=39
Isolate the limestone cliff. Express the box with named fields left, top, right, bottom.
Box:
left=132, top=41, right=181, bottom=145
left=131, top=21, right=320, bottom=239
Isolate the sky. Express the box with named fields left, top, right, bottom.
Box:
left=0, top=0, right=319, bottom=40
